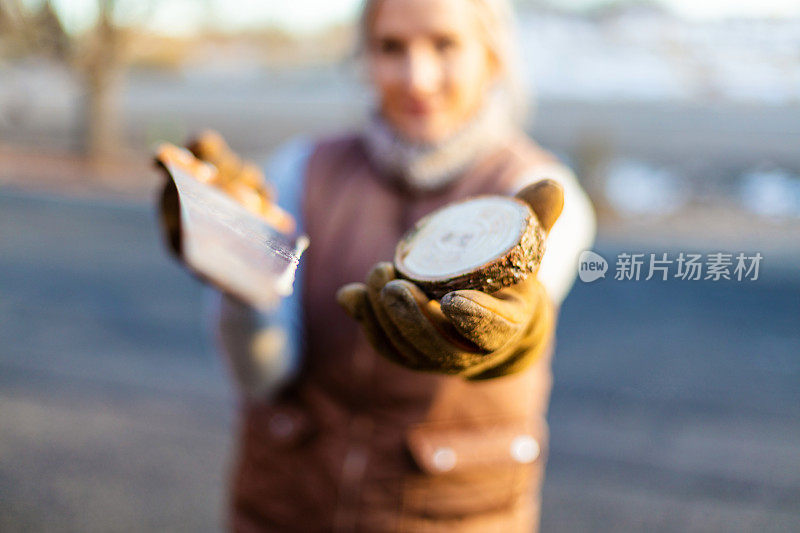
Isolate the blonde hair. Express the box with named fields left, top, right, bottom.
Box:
left=356, top=0, right=532, bottom=124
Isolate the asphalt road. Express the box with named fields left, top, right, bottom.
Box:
left=1, top=189, right=799, bottom=532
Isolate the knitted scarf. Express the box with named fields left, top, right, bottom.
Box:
left=361, top=90, right=516, bottom=194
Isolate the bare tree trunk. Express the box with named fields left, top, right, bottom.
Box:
left=83, top=62, right=123, bottom=158
left=4, top=0, right=142, bottom=158
left=79, top=0, right=125, bottom=160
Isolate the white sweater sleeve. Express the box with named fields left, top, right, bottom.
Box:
left=205, top=137, right=312, bottom=400
left=509, top=162, right=597, bottom=307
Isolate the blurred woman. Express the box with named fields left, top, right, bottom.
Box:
left=213, top=0, right=596, bottom=530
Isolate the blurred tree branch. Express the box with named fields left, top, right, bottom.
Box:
left=0, top=0, right=159, bottom=159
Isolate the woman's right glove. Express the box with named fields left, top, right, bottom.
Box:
left=185, top=130, right=295, bottom=234
left=187, top=130, right=274, bottom=200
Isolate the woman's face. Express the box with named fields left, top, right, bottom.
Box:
left=366, top=0, right=498, bottom=144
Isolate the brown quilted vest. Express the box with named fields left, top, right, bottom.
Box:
left=230, top=132, right=560, bottom=532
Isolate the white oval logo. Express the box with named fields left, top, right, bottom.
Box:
left=578, top=251, right=608, bottom=283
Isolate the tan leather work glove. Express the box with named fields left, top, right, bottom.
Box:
left=185, top=130, right=294, bottom=234
left=336, top=180, right=564, bottom=380
left=187, top=130, right=274, bottom=198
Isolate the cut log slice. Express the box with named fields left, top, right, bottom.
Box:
left=394, top=195, right=545, bottom=299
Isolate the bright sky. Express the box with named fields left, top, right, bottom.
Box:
left=50, top=0, right=800, bottom=36
left=557, top=0, right=800, bottom=20
left=670, top=0, right=800, bottom=19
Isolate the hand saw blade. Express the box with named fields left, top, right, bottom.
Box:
left=156, top=144, right=308, bottom=311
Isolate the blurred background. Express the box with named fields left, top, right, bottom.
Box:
left=1, top=0, right=799, bottom=531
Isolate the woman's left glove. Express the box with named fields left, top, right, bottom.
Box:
left=336, top=179, right=563, bottom=380
left=337, top=262, right=554, bottom=380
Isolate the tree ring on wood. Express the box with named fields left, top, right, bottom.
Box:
left=394, top=195, right=545, bottom=299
